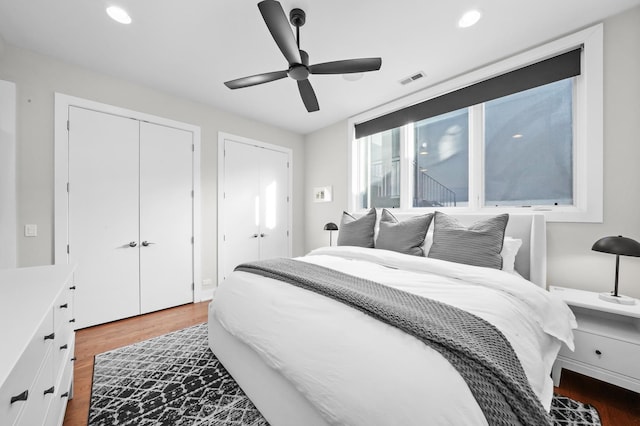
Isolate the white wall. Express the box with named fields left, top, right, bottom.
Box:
left=304, top=7, right=640, bottom=299
left=304, top=121, right=348, bottom=252
left=0, top=79, right=16, bottom=269
left=0, top=44, right=305, bottom=290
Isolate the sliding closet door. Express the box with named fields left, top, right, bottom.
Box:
left=139, top=122, right=193, bottom=313
left=68, top=107, right=140, bottom=328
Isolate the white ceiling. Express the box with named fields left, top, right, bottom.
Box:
left=1, top=0, right=639, bottom=135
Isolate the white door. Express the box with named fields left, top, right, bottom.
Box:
left=139, top=122, right=193, bottom=313
left=257, top=147, right=290, bottom=260
left=221, top=139, right=290, bottom=281
left=68, top=107, right=140, bottom=328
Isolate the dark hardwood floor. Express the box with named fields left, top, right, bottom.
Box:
left=62, top=301, right=639, bottom=426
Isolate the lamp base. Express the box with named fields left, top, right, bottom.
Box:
left=599, top=292, right=637, bottom=305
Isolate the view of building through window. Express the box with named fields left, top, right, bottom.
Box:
left=355, top=78, right=574, bottom=210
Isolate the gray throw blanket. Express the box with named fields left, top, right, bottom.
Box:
left=235, top=258, right=551, bottom=426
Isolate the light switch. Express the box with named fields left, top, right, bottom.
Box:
left=24, top=224, right=38, bottom=237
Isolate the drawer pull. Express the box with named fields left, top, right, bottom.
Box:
left=595, top=349, right=602, bottom=355
left=61, top=392, right=69, bottom=399
left=69, top=286, right=76, bottom=290
left=44, top=386, right=55, bottom=395
left=69, top=318, right=76, bottom=323
left=10, top=390, right=28, bottom=404
left=60, top=344, right=68, bottom=350
left=44, top=332, right=55, bottom=340
left=71, top=357, right=77, bottom=362
left=60, top=303, right=68, bottom=309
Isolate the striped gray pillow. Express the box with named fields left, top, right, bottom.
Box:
left=376, top=209, right=433, bottom=256
left=337, top=208, right=377, bottom=248
left=427, top=212, right=509, bottom=269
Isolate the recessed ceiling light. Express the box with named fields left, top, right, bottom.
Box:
left=458, top=10, right=481, bottom=28
left=106, top=6, right=132, bottom=24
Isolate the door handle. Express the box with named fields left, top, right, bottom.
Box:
left=141, top=241, right=155, bottom=247
left=128, top=241, right=137, bottom=247
left=260, top=233, right=266, bottom=238
left=251, top=234, right=259, bottom=238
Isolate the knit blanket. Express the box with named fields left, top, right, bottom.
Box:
left=235, top=258, right=551, bottom=426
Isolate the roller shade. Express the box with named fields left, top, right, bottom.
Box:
left=355, top=48, right=582, bottom=139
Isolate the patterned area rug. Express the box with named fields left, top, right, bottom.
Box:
left=89, top=323, right=601, bottom=426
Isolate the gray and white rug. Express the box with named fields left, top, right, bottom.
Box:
left=89, top=323, right=601, bottom=426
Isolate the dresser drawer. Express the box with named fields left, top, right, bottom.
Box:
left=45, top=340, right=75, bottom=426
left=561, top=330, right=640, bottom=379
left=15, top=350, right=55, bottom=426
left=53, top=285, right=74, bottom=332
left=0, top=309, right=54, bottom=425
left=53, top=325, right=74, bottom=380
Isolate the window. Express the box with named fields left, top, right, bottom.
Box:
left=348, top=25, right=603, bottom=222
left=484, top=79, right=573, bottom=207
left=413, top=109, right=468, bottom=207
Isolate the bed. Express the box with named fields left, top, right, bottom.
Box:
left=208, top=211, right=576, bottom=425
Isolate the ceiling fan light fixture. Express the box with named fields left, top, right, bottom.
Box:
left=343, top=73, right=364, bottom=82
left=458, top=10, right=481, bottom=28
left=106, top=6, right=132, bottom=25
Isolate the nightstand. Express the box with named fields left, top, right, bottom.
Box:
left=550, top=286, right=640, bottom=393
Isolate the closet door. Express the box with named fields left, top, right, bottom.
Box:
left=258, top=147, right=289, bottom=260
left=221, top=140, right=261, bottom=281
left=221, top=139, right=290, bottom=281
left=68, top=107, right=140, bottom=328
left=139, top=122, right=193, bottom=313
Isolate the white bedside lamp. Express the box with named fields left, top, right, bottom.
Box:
left=592, top=235, right=640, bottom=305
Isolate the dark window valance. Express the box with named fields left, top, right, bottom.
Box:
left=355, top=48, right=582, bottom=139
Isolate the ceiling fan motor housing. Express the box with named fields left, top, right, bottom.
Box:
left=289, top=8, right=306, bottom=27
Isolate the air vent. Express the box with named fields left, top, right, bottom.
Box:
left=399, top=71, right=426, bottom=85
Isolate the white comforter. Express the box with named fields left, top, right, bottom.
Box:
left=211, top=246, right=576, bottom=426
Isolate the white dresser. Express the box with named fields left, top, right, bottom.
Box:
left=550, top=285, right=640, bottom=392
left=0, top=265, right=76, bottom=426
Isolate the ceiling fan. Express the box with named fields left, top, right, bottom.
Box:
left=224, top=0, right=382, bottom=112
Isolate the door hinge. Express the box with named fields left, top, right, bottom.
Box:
left=192, top=144, right=195, bottom=152
left=287, top=161, right=290, bottom=168
left=286, top=196, right=289, bottom=202
left=192, top=282, right=195, bottom=290
left=67, top=120, right=70, bottom=131
left=191, top=190, right=194, bottom=198
left=66, top=182, right=69, bottom=193
left=191, top=236, right=194, bottom=244
left=223, top=234, right=226, bottom=242
left=287, top=230, right=289, bottom=237
left=66, top=244, right=69, bottom=254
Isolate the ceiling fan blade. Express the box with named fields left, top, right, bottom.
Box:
left=258, top=0, right=302, bottom=65
left=309, top=58, right=382, bottom=75
left=224, top=70, right=288, bottom=89
left=297, top=79, right=319, bottom=112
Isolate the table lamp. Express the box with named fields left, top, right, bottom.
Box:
left=592, top=235, right=640, bottom=305
left=324, top=222, right=338, bottom=246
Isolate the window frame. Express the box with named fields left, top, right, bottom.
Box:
left=347, top=24, right=603, bottom=223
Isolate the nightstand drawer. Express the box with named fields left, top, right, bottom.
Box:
left=562, top=330, right=640, bottom=379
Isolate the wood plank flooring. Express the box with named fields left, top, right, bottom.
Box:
left=62, top=301, right=210, bottom=426
left=62, top=301, right=640, bottom=426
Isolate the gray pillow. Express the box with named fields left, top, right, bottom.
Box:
left=376, top=209, right=433, bottom=256
left=427, top=212, right=509, bottom=269
left=337, top=208, right=377, bottom=248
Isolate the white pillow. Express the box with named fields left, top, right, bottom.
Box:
left=423, top=233, right=522, bottom=273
